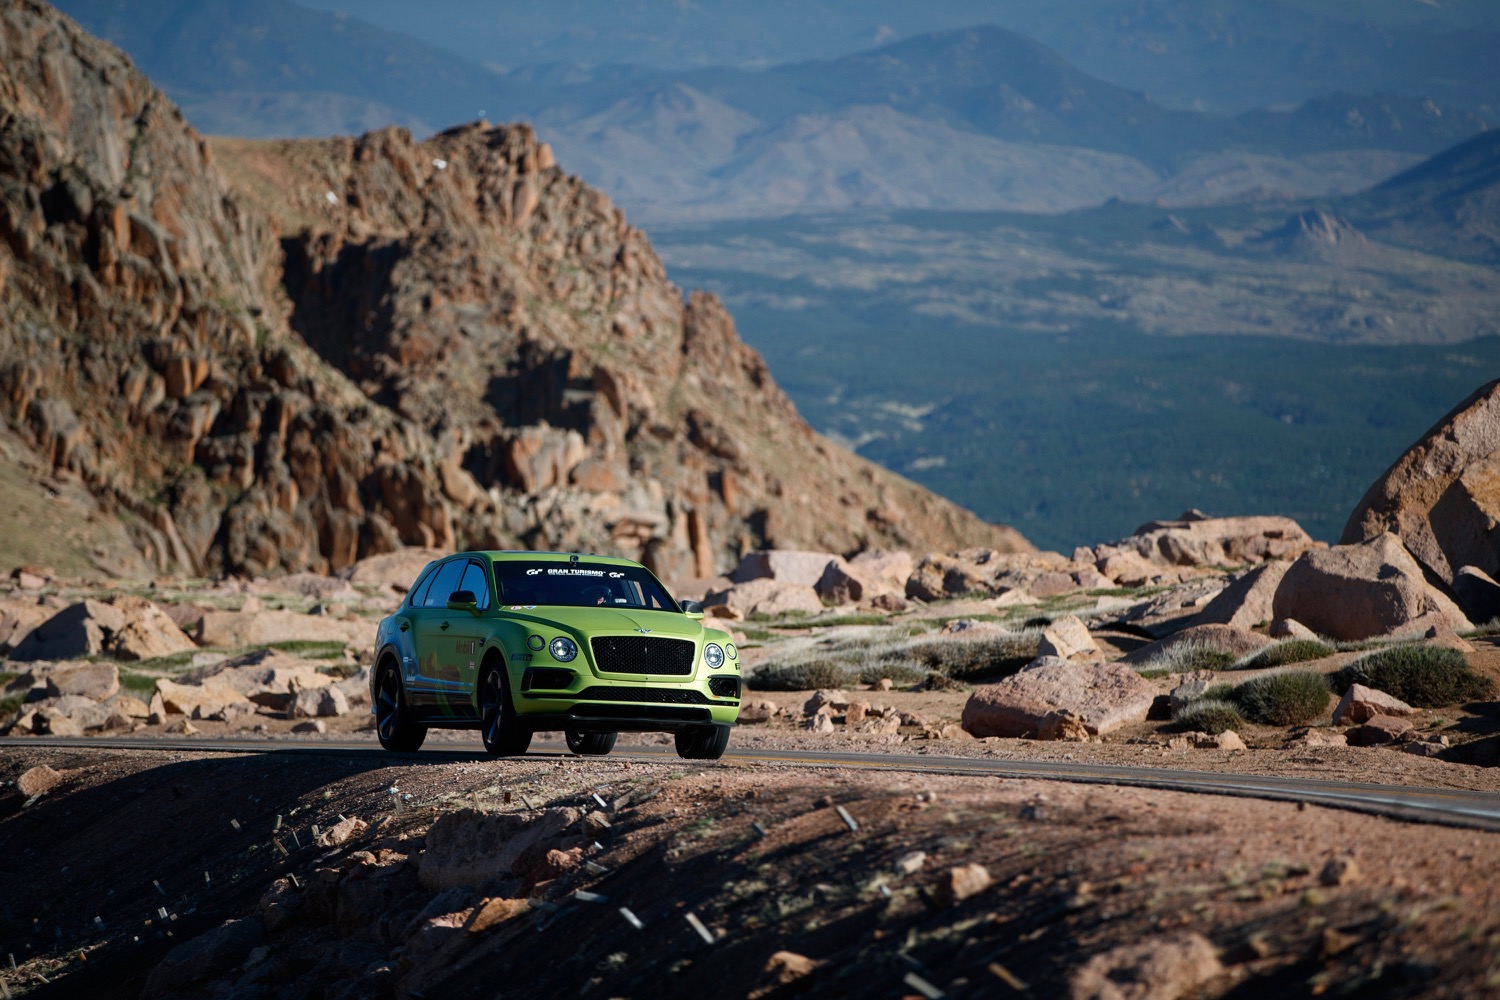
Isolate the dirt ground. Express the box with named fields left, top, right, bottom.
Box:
left=4, top=743, right=1500, bottom=999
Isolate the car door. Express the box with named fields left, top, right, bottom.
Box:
left=409, top=559, right=466, bottom=710
left=437, top=558, right=492, bottom=714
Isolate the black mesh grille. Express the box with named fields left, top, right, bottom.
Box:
left=590, top=636, right=695, bottom=676
left=708, top=676, right=741, bottom=699
left=576, top=685, right=710, bottom=705
left=569, top=704, right=711, bottom=722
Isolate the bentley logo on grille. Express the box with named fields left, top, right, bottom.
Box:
left=634, top=628, right=652, bottom=634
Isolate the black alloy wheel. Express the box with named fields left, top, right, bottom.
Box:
left=481, top=661, right=532, bottom=756
left=375, top=661, right=427, bottom=752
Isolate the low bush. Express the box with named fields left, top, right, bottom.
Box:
left=749, top=660, right=853, bottom=691
left=909, top=631, right=1040, bottom=681
left=1138, top=640, right=1237, bottom=674
left=1230, top=671, right=1330, bottom=726
left=1172, top=698, right=1244, bottom=735
left=852, top=662, right=929, bottom=687
left=1238, top=639, right=1335, bottom=671
left=1332, top=645, right=1493, bottom=707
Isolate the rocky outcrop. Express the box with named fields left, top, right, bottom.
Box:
left=1342, top=381, right=1500, bottom=606
left=1190, top=561, right=1291, bottom=630
left=1272, top=533, right=1473, bottom=640
left=1084, top=512, right=1314, bottom=581
left=960, top=660, right=1157, bottom=738
left=0, top=2, right=1025, bottom=580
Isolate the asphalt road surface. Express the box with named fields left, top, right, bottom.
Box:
left=7, top=735, right=1500, bottom=832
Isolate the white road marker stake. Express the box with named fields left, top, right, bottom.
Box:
left=835, top=805, right=859, bottom=832
left=903, top=972, right=944, bottom=999
left=229, top=819, right=241, bottom=831
left=592, top=792, right=609, bottom=809
left=684, top=912, right=714, bottom=945
left=619, top=907, right=643, bottom=931
left=152, top=880, right=165, bottom=896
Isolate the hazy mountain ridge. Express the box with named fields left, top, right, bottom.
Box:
left=52, top=2, right=1495, bottom=225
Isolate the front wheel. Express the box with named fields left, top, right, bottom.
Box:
left=480, top=661, right=531, bottom=756
left=375, top=661, right=427, bottom=752
left=566, top=730, right=617, bottom=756
left=674, top=724, right=730, bottom=760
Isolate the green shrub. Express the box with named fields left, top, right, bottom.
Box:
left=749, top=660, right=853, bottom=691
left=1172, top=698, right=1244, bottom=735
left=1238, top=639, right=1336, bottom=671
left=1332, top=645, right=1493, bottom=707
left=1139, top=641, right=1237, bottom=674
left=1231, top=671, right=1330, bottom=726
left=909, top=632, right=1040, bottom=681
left=1021, top=616, right=1054, bottom=629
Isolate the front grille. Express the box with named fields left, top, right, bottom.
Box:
left=576, top=685, right=710, bottom=705
left=590, top=635, right=695, bottom=676
left=708, top=676, right=741, bottom=699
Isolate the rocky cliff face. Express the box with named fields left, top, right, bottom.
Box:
left=0, top=0, right=1027, bottom=580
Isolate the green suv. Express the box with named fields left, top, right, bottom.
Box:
left=370, top=551, right=740, bottom=759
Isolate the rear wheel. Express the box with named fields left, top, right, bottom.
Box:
left=565, top=730, right=617, bottom=756
left=375, top=660, right=427, bottom=752
left=480, top=660, right=531, bottom=756
left=674, top=724, right=730, bottom=760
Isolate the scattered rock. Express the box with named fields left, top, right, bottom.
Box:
left=8, top=598, right=123, bottom=661
left=894, top=851, right=927, bottom=875
left=143, top=919, right=263, bottom=997
left=1319, top=857, right=1360, bottom=887
left=803, top=714, right=835, bottom=735
left=1194, top=730, right=1246, bottom=751
left=731, top=550, right=839, bottom=587
left=1037, top=615, right=1099, bottom=660
left=738, top=699, right=777, bottom=724
left=1270, top=618, right=1321, bottom=641
left=1284, top=728, right=1349, bottom=749
left=165, top=719, right=200, bottom=736
left=802, top=690, right=849, bottom=716
left=44, top=662, right=119, bottom=701
left=18, top=763, right=62, bottom=797
left=1036, top=709, right=1092, bottom=742
left=1452, top=565, right=1500, bottom=626
left=961, top=661, right=1157, bottom=739
left=1191, top=561, right=1291, bottom=630
left=291, top=684, right=350, bottom=719
left=1097, top=513, right=1313, bottom=571
left=1346, top=714, right=1415, bottom=746
left=155, top=678, right=246, bottom=719
left=418, top=808, right=582, bottom=890
left=1068, top=933, right=1222, bottom=1000
left=1332, top=684, right=1415, bottom=725
left=1404, top=739, right=1448, bottom=758
left=321, top=816, right=369, bottom=847
left=751, top=951, right=822, bottom=998
left=932, top=863, right=992, bottom=906
left=1272, top=533, right=1473, bottom=641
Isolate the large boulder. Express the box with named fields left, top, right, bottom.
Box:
left=1090, top=512, right=1314, bottom=574
left=961, top=660, right=1158, bottom=738
left=153, top=678, right=249, bottom=719
left=906, top=549, right=1072, bottom=601
left=180, top=650, right=337, bottom=709
left=703, top=578, right=823, bottom=618
left=1342, top=380, right=1500, bottom=594
left=104, top=596, right=197, bottom=661
left=43, top=662, right=119, bottom=701
left=338, top=548, right=448, bottom=593
left=1036, top=616, right=1098, bottom=660
left=1272, top=533, right=1473, bottom=641
left=8, top=599, right=125, bottom=661
left=1190, top=561, right=1291, bottom=630
left=731, top=550, right=839, bottom=587
left=0, top=596, right=53, bottom=654
left=197, top=610, right=368, bottom=649
left=419, top=807, right=582, bottom=890
left=1453, top=566, right=1500, bottom=626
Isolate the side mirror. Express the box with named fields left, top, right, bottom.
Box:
left=447, top=590, right=479, bottom=612
left=680, top=599, right=705, bottom=619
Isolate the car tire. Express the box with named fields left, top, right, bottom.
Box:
left=565, top=730, right=617, bottom=756
left=480, top=660, right=531, bottom=756
left=375, top=660, right=427, bottom=753
left=674, top=724, right=729, bottom=760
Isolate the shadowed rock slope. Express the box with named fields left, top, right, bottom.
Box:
left=0, top=0, right=1027, bottom=579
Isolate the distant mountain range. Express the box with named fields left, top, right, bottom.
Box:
left=50, top=2, right=1498, bottom=224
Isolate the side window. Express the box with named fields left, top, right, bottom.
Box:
left=423, top=561, right=467, bottom=608
left=407, top=564, right=439, bottom=607
left=458, top=561, right=491, bottom=609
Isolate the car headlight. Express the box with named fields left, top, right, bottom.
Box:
left=704, top=643, right=724, bottom=669
left=725, top=643, right=736, bottom=660
left=549, top=637, right=578, bottom=662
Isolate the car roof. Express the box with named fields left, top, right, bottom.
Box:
left=456, top=550, right=646, bottom=569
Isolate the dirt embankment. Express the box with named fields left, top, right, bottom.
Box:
left=4, top=746, right=1499, bottom=999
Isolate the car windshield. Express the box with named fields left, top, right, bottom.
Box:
left=492, top=560, right=679, bottom=610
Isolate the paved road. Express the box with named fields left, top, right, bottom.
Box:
left=7, top=735, right=1500, bottom=832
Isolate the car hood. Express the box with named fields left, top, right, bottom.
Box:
left=502, top=606, right=706, bottom=639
